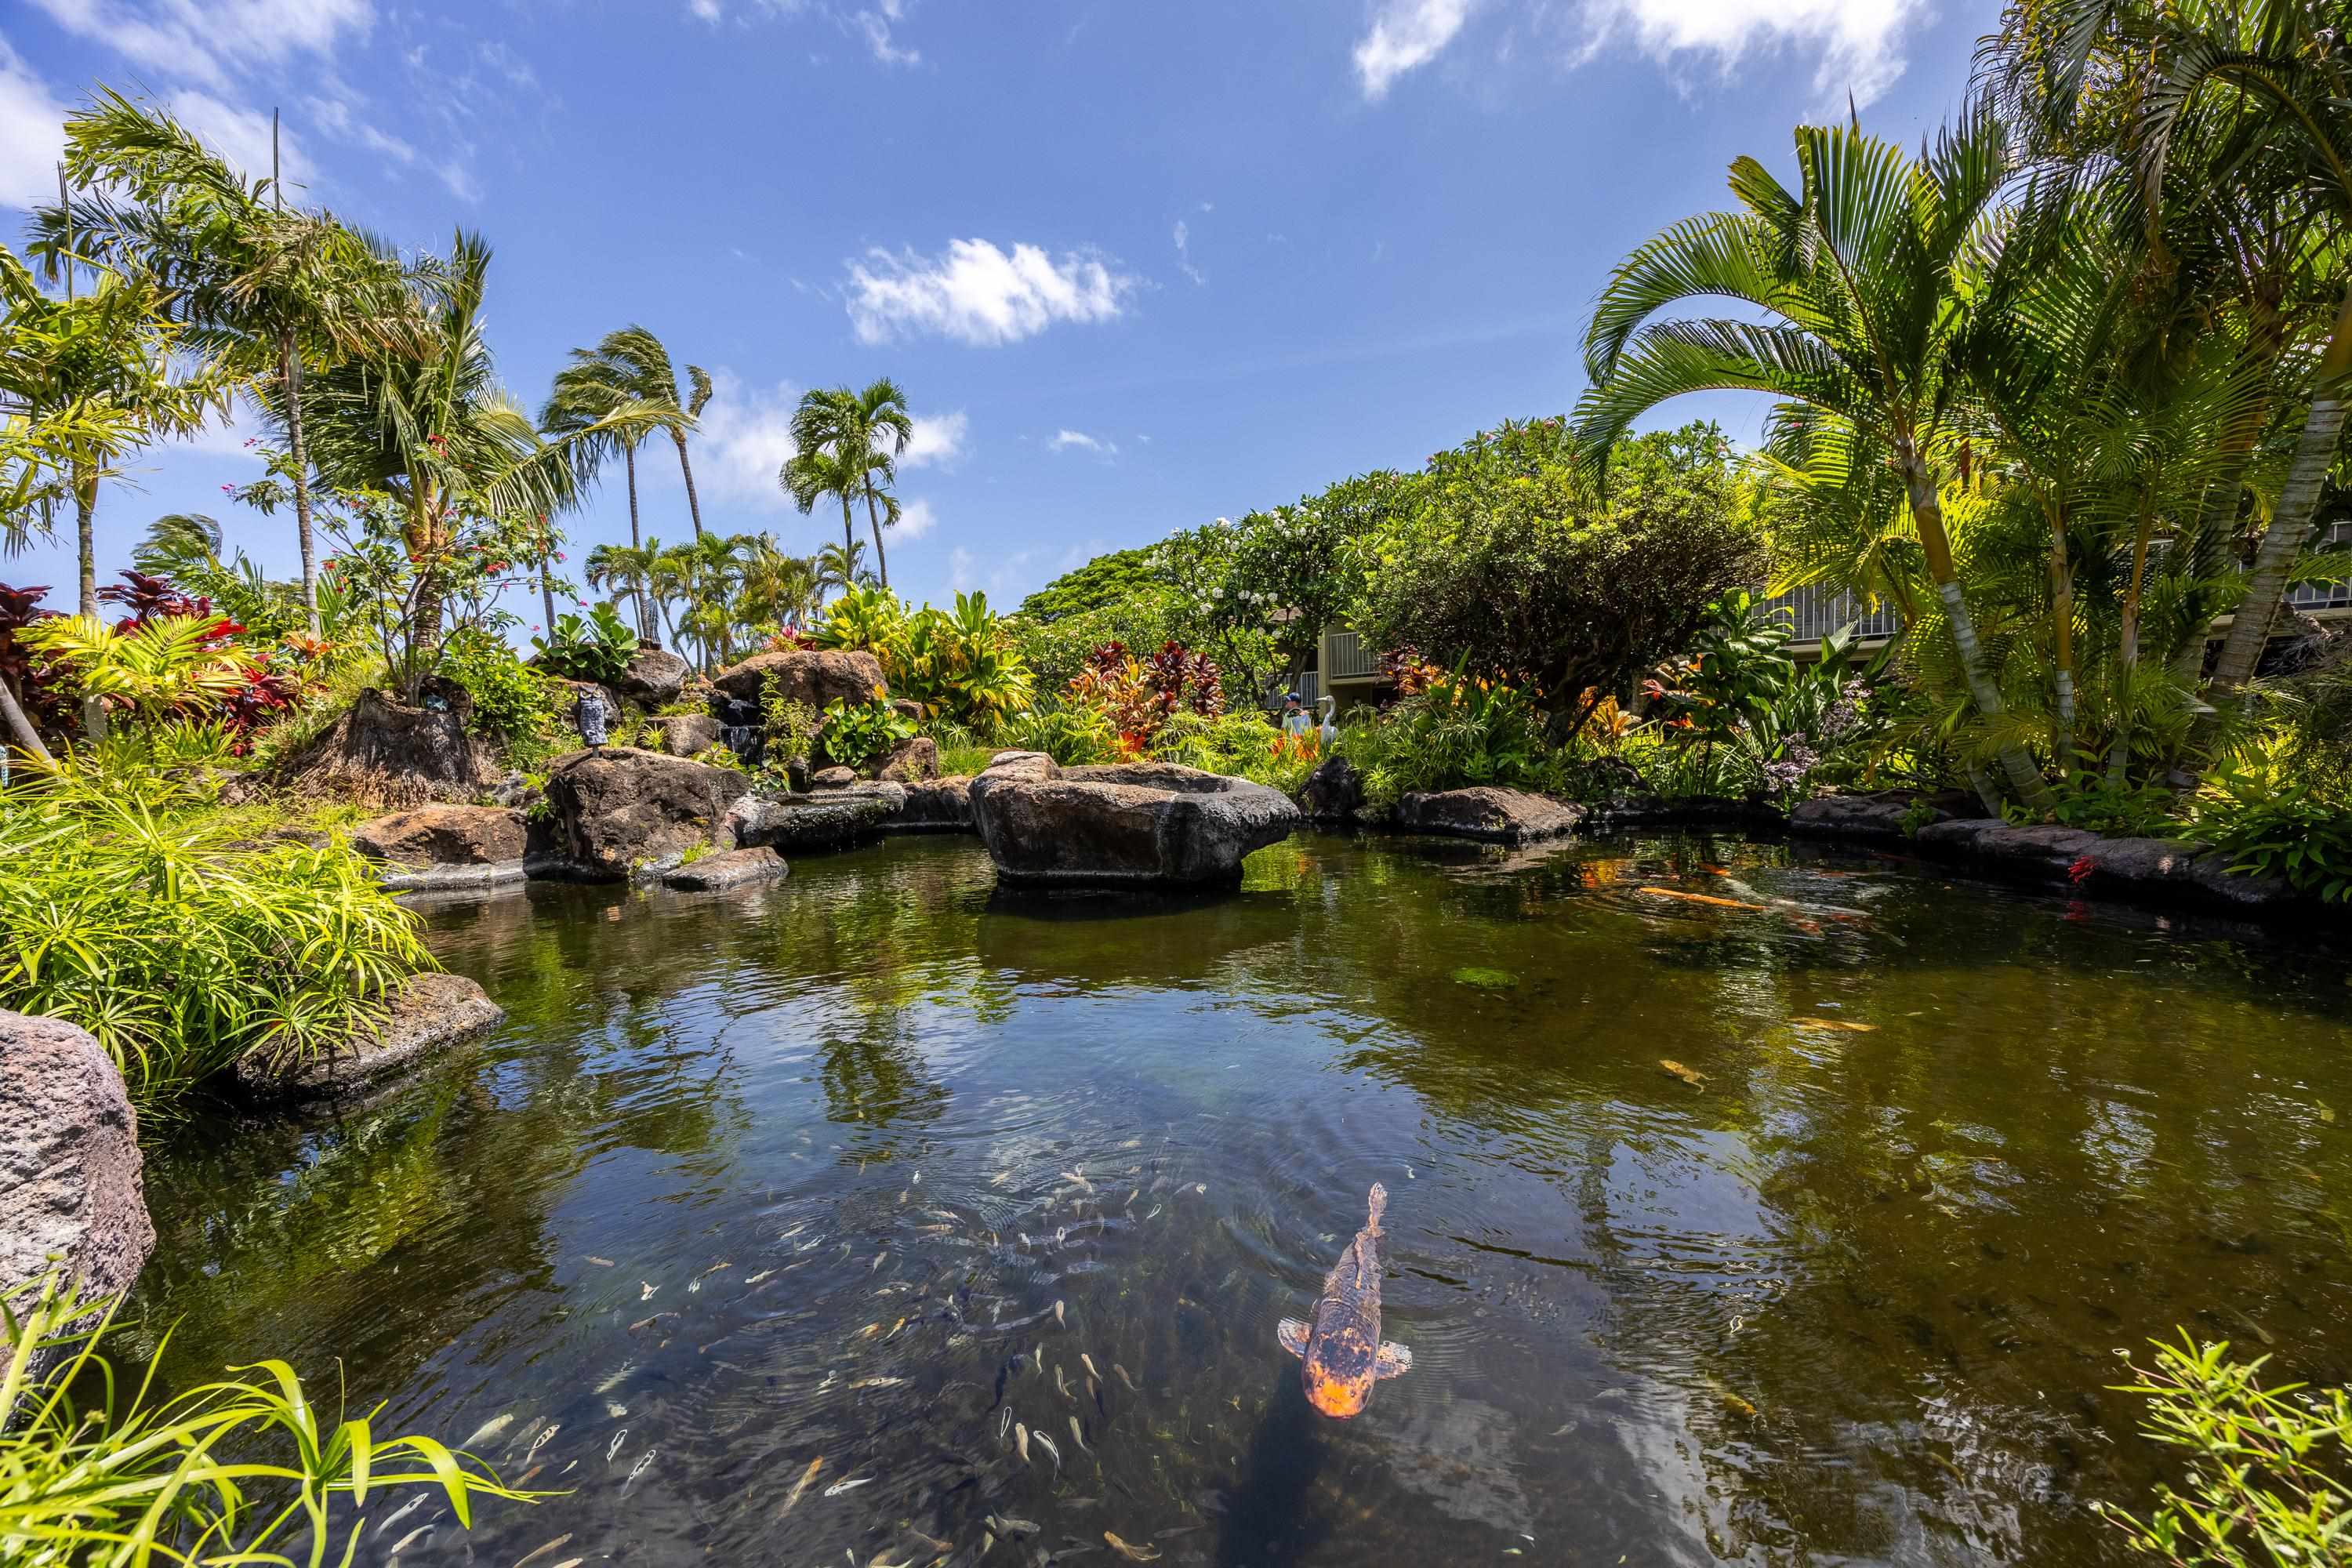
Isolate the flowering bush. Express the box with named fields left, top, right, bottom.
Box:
left=1066, top=640, right=1225, bottom=757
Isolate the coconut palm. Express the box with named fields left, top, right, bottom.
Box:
left=783, top=437, right=865, bottom=572
left=543, top=325, right=712, bottom=563
left=40, top=90, right=415, bottom=636
left=1576, top=111, right=2057, bottom=811
left=585, top=539, right=666, bottom=644
left=791, top=380, right=914, bottom=590
left=813, top=538, right=872, bottom=600
left=737, top=536, right=822, bottom=632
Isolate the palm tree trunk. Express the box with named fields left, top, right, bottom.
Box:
left=864, top=489, right=890, bottom=590
left=2109, top=510, right=2155, bottom=789
left=541, top=558, right=558, bottom=637
left=1897, top=445, right=2051, bottom=811
left=674, top=431, right=706, bottom=540
left=2045, top=498, right=2076, bottom=779
left=2208, top=278, right=2352, bottom=698
left=280, top=328, right=321, bottom=637
left=625, top=446, right=651, bottom=641
left=839, top=495, right=857, bottom=566
left=73, top=463, right=106, bottom=741
left=0, top=671, right=52, bottom=764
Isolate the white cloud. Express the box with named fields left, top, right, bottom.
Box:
left=855, top=0, right=920, bottom=64
left=1049, top=429, right=1118, bottom=457
left=29, top=0, right=373, bottom=94
left=1173, top=219, right=1205, bottom=285
left=171, top=91, right=314, bottom=185
left=900, top=410, right=967, bottom=470
left=689, top=0, right=720, bottom=17
left=895, top=497, right=937, bottom=539
left=0, top=38, right=67, bottom=211
left=1353, top=0, right=1474, bottom=100
left=845, top=238, right=1136, bottom=347
left=684, top=371, right=803, bottom=509
left=1582, top=0, right=1923, bottom=107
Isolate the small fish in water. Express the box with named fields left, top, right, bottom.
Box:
left=373, top=1494, right=428, bottom=1537
left=912, top=1171, right=920, bottom=1185
left=524, top=1423, right=561, bottom=1462
left=851, top=1376, right=908, bottom=1390
left=1061, top=1168, right=1092, bottom=1192
left=1033, top=1431, right=1062, bottom=1473
left=1015, top=1421, right=1032, bottom=1461
left=1145, top=1205, right=1163, bottom=1220
left=1069, top=1414, right=1093, bottom=1454
left=628, top=1312, right=677, bottom=1332
left=988, top=1515, right=1042, bottom=1538
left=583, top=1255, right=615, bottom=1268
left=1639, top=885, right=1766, bottom=912
left=1192, top=1183, right=1207, bottom=1196
left=1660, top=1060, right=1708, bottom=1089
left=870, top=1251, right=889, bottom=1273
left=459, top=1413, right=513, bottom=1451
left=621, top=1449, right=657, bottom=1496
left=389, top=1523, right=435, bottom=1555
left=1105, top=1533, right=1162, bottom=1562
left=1279, top=1183, right=1412, bottom=1420
left=1113, top=1364, right=1141, bottom=1393
left=1791, top=1017, right=1878, bottom=1033
left=778, top=1457, right=823, bottom=1519
left=517, top=1465, right=544, bottom=1487
left=604, top=1403, right=626, bottom=1418
left=780, top=1221, right=809, bottom=1240
left=822, top=1475, right=873, bottom=1497
left=640, top=1281, right=658, bottom=1301
left=593, top=1363, right=634, bottom=1395
left=990, top=1170, right=1014, bottom=1188
left=1054, top=1299, right=1067, bottom=1327
left=744, top=1269, right=774, bottom=1284
left=1081, top=1352, right=1102, bottom=1381
left=912, top=1223, right=953, bottom=1236
left=514, top=1534, right=573, bottom=1568
left=607, top=1429, right=629, bottom=1463
left=906, top=1528, right=952, bottom=1554
left=1056, top=1366, right=1075, bottom=1400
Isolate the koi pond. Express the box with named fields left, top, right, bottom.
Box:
left=134, top=831, right=2352, bottom=1566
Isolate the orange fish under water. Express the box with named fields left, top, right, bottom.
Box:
left=1279, top=1184, right=1411, bottom=1419
left=1639, top=885, right=1767, bottom=912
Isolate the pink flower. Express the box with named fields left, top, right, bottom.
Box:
left=2067, top=855, right=2095, bottom=886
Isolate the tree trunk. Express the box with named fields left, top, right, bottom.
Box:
left=2109, top=510, right=2155, bottom=789
left=401, top=490, right=448, bottom=698
left=73, top=464, right=105, bottom=742
left=839, top=495, right=857, bottom=567
left=1897, top=446, right=2052, bottom=811
left=2045, top=498, right=2076, bottom=779
left=541, top=559, right=558, bottom=635
left=281, top=328, right=320, bottom=636
left=2209, top=278, right=2352, bottom=698
left=675, top=431, right=706, bottom=540
left=864, top=488, right=890, bottom=590
left=625, top=445, right=651, bottom=641
left=0, top=671, right=52, bottom=764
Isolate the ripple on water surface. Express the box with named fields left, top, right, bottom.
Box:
left=130, top=832, right=2352, bottom=1567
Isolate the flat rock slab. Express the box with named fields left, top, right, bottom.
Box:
left=352, top=804, right=528, bottom=871
left=1392, top=787, right=1583, bottom=844
left=971, top=754, right=1299, bottom=887
left=545, top=746, right=749, bottom=879
left=234, top=972, right=504, bottom=1103
left=728, top=788, right=899, bottom=853
left=662, top=846, right=789, bottom=891
left=1789, top=795, right=1945, bottom=840
left=0, top=1011, right=154, bottom=1308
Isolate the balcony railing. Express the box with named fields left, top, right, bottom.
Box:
left=1326, top=627, right=1382, bottom=681
left=1754, top=583, right=1904, bottom=642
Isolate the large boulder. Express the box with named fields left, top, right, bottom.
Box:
left=662, top=845, right=789, bottom=891
left=898, top=775, right=975, bottom=833
left=1298, top=755, right=1363, bottom=822
left=0, top=1012, right=154, bottom=1308
left=728, top=787, right=900, bottom=853
left=1392, top=787, right=1582, bottom=844
left=352, top=804, right=528, bottom=866
left=711, top=648, right=887, bottom=710
left=545, top=746, right=750, bottom=878
left=614, top=646, right=692, bottom=706
left=235, top=973, right=503, bottom=1103
left=970, top=755, right=1300, bottom=887
left=874, top=735, right=940, bottom=782
left=642, top=712, right=721, bottom=758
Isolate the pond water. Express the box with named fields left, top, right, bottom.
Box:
left=133, top=831, right=2352, bottom=1567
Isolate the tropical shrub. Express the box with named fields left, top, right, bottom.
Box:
left=529, top=601, right=637, bottom=686
left=1003, top=699, right=1120, bottom=766
left=2195, top=764, right=2352, bottom=904
left=1150, top=710, right=1316, bottom=794
left=760, top=676, right=819, bottom=763
left=2096, top=1334, right=2352, bottom=1566
left=320, top=488, right=552, bottom=703
left=15, top=614, right=256, bottom=728
left=1065, top=641, right=1224, bottom=757
left=818, top=695, right=915, bottom=769
left=1, top=1272, right=533, bottom=1566
left=438, top=626, right=560, bottom=746
left=0, top=582, right=65, bottom=735
left=810, top=583, right=906, bottom=658
left=815, top=587, right=1033, bottom=733
left=1336, top=667, right=1549, bottom=811
left=1353, top=420, right=1764, bottom=740
left=0, top=769, right=434, bottom=1108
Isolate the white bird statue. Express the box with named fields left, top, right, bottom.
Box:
left=1317, top=695, right=1338, bottom=750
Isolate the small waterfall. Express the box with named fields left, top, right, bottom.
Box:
left=722, top=724, right=766, bottom=765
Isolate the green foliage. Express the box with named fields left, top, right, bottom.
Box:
left=1148, top=710, right=1315, bottom=794
left=2195, top=764, right=2352, bottom=903
left=760, top=675, right=819, bottom=761
left=0, top=768, right=434, bottom=1109
left=1002, top=699, right=1120, bottom=766
left=437, top=626, right=557, bottom=744
left=1, top=1271, right=535, bottom=1567
left=811, top=586, right=1034, bottom=734
left=818, top=696, right=915, bottom=768
left=1336, top=667, right=1549, bottom=811
left=1015, top=546, right=1163, bottom=623
left=529, top=601, right=637, bottom=685
left=1353, top=420, right=1764, bottom=735
left=2041, top=779, right=2184, bottom=838
left=2097, top=1333, right=2352, bottom=1566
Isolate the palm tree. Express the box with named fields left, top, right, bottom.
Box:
left=737, top=535, right=822, bottom=632
left=42, top=90, right=414, bottom=636
left=791, top=380, right=914, bottom=590
left=586, top=539, right=665, bottom=644
left=292, top=234, right=662, bottom=683
left=813, top=538, right=871, bottom=600
left=655, top=532, right=750, bottom=671
left=1576, top=111, right=2056, bottom=811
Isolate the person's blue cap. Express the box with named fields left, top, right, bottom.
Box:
left=1285, top=691, right=1301, bottom=700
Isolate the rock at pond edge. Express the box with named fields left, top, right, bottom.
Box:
left=0, top=1011, right=155, bottom=1309
left=234, top=972, right=504, bottom=1103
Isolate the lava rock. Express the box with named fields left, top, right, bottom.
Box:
left=351, top=804, right=528, bottom=866
left=662, top=846, right=789, bottom=891
left=234, top=973, right=504, bottom=1103
left=1298, top=755, right=1364, bottom=821
left=643, top=712, right=721, bottom=757
left=810, top=765, right=858, bottom=789
left=970, top=755, right=1301, bottom=887
left=614, top=646, right=692, bottom=706
left=1392, top=787, right=1582, bottom=844
left=0, top=1011, right=154, bottom=1308
left=711, top=648, right=887, bottom=710
left=873, top=735, right=940, bottom=782
left=727, top=788, right=897, bottom=852
left=1789, top=794, right=1946, bottom=841
left=544, top=746, right=750, bottom=878
left=896, top=775, right=975, bottom=832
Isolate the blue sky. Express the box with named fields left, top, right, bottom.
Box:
left=2, top=0, right=1994, bottom=625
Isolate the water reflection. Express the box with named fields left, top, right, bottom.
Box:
left=133, top=832, right=2352, bottom=1566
